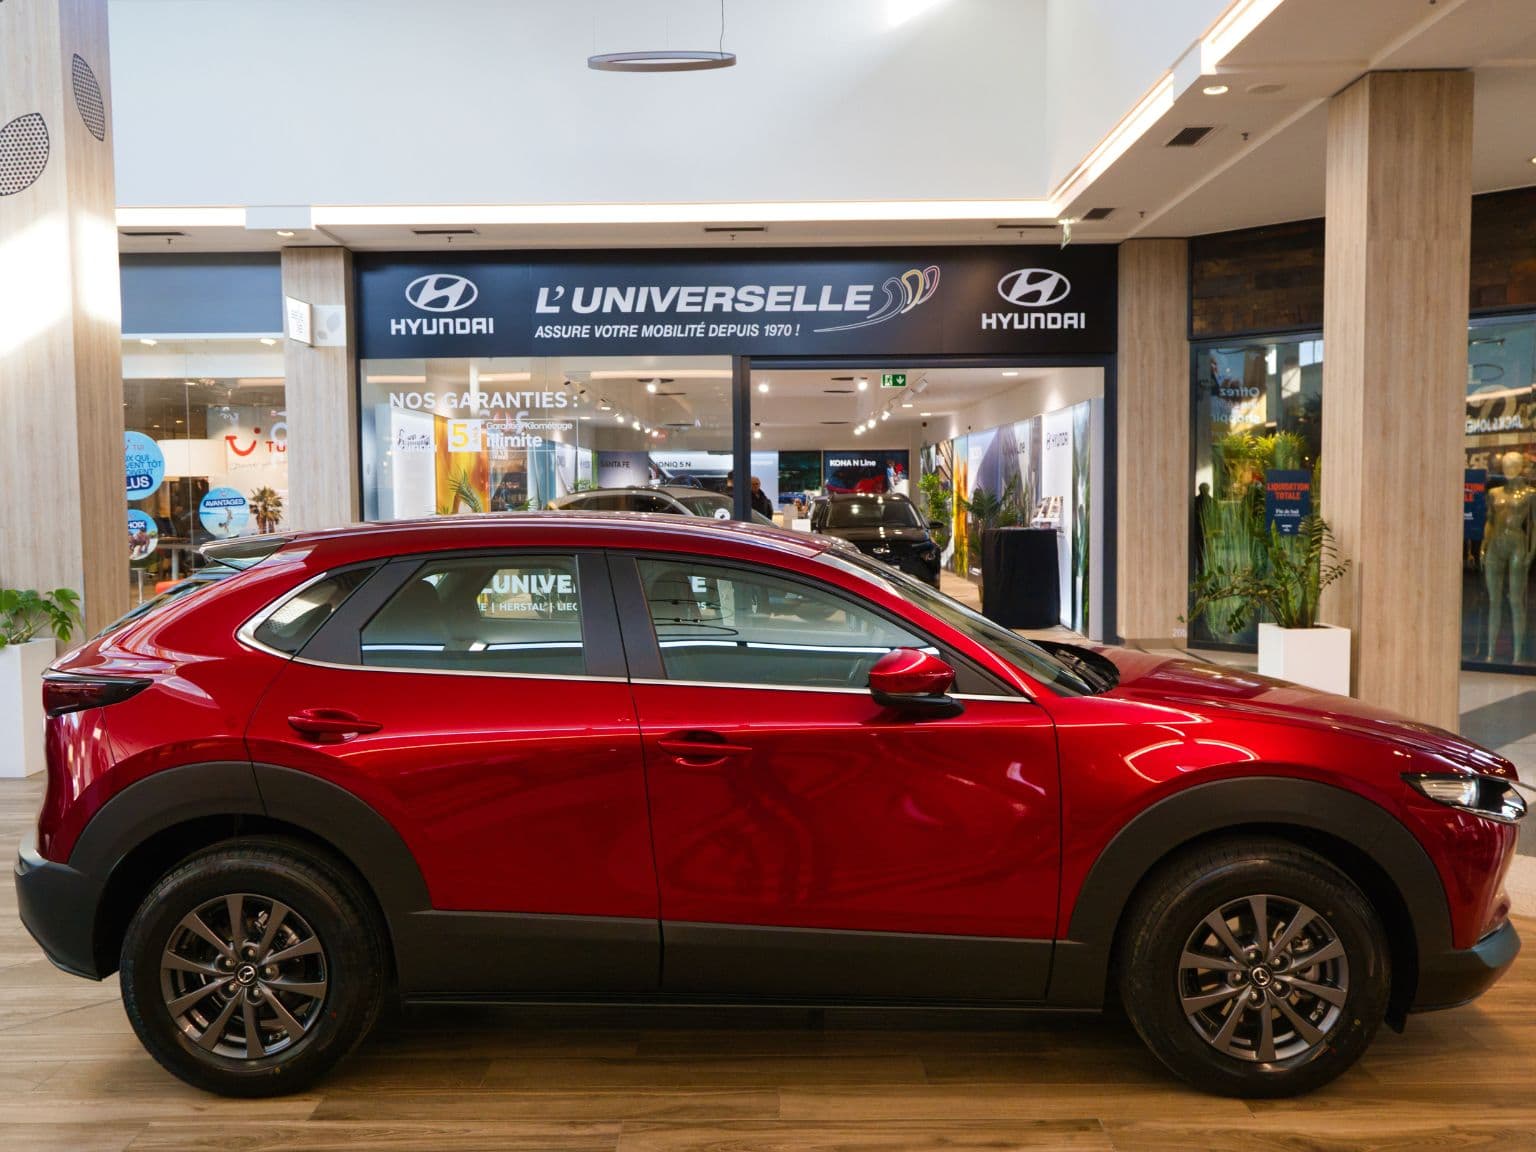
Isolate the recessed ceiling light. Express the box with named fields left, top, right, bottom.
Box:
left=901, top=402, right=913, bottom=408
left=139, top=337, right=157, bottom=346
left=615, top=413, right=625, bottom=423
left=880, top=411, right=890, bottom=421
left=1002, top=370, right=1019, bottom=377
left=632, top=420, right=642, bottom=430
left=645, top=381, right=658, bottom=393
left=1529, top=155, right=1536, bottom=165
left=1202, top=84, right=1229, bottom=96
left=856, top=379, right=868, bottom=391
left=259, top=337, right=278, bottom=346
left=920, top=411, right=932, bottom=417
left=757, top=381, right=769, bottom=393
left=854, top=426, right=864, bottom=436
left=275, top=230, right=295, bottom=238
left=753, top=429, right=762, bottom=440
left=578, top=415, right=590, bottom=421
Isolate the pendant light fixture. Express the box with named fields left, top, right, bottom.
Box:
left=589, top=0, right=736, bottom=72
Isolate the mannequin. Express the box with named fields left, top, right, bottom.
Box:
left=1482, top=450, right=1535, bottom=662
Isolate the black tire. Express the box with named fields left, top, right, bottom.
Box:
left=120, top=838, right=385, bottom=1097
left=1117, top=836, right=1389, bottom=1098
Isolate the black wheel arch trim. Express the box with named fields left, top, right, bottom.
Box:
left=60, top=761, right=432, bottom=981
left=1049, top=776, right=1452, bottom=1011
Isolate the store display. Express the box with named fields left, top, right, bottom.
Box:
left=1482, top=450, right=1534, bottom=663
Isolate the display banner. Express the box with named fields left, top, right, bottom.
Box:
left=356, top=246, right=1116, bottom=360
left=1465, top=469, right=1488, bottom=540
left=1264, top=469, right=1312, bottom=535
left=823, top=450, right=911, bottom=494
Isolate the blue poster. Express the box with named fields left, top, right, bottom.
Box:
left=1264, top=469, right=1312, bottom=535
left=1465, top=469, right=1488, bottom=540
left=199, top=487, right=249, bottom=537
left=124, top=431, right=165, bottom=501
left=126, top=509, right=158, bottom=561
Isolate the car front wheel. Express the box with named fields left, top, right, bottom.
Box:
left=120, top=839, right=385, bottom=1097
left=1118, top=837, right=1390, bottom=1097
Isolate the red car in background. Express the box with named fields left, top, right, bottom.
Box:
left=16, top=514, right=1523, bottom=1098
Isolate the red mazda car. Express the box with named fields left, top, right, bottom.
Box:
left=15, top=514, right=1524, bottom=1098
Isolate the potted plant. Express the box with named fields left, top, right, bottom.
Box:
left=917, top=471, right=952, bottom=550
left=1, top=587, right=82, bottom=778
left=1188, top=515, right=1351, bottom=694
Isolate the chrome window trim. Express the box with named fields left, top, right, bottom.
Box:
left=289, top=652, right=628, bottom=684
left=627, top=677, right=1031, bottom=701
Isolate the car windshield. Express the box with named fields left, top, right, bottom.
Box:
left=817, top=549, right=1098, bottom=696
left=825, top=498, right=923, bottom=529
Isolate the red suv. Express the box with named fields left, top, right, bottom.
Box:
left=16, top=515, right=1524, bottom=1098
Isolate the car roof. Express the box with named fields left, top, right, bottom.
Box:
left=824, top=491, right=913, bottom=501
left=247, top=510, right=831, bottom=566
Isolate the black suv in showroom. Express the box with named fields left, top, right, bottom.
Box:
left=811, top=493, right=942, bottom=586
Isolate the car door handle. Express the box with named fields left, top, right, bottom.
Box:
left=657, top=733, right=752, bottom=766
left=287, top=708, right=382, bottom=741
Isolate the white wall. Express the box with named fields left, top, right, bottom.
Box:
left=1043, top=0, right=1228, bottom=188
left=931, top=366, right=1102, bottom=443
left=108, top=0, right=1050, bottom=207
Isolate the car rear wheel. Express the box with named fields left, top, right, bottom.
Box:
left=1118, top=837, right=1390, bottom=1097
left=120, top=840, right=385, bottom=1097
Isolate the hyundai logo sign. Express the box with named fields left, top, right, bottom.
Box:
left=405, top=274, right=480, bottom=313
left=997, top=268, right=1071, bottom=308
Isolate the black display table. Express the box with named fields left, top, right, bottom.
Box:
left=980, top=527, right=1060, bottom=628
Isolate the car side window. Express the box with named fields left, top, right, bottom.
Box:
left=628, top=492, right=676, bottom=514
left=635, top=559, right=928, bottom=688
left=359, top=554, right=584, bottom=676
left=253, top=568, right=374, bottom=654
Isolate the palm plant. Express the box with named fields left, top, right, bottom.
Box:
left=1189, top=515, right=1349, bottom=632
left=249, top=486, right=284, bottom=534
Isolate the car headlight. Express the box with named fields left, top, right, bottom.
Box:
left=1405, top=773, right=1527, bottom=824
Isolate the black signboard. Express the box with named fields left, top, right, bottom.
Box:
left=355, top=246, right=1116, bottom=360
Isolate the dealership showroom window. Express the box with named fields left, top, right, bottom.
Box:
left=3, top=0, right=1536, bottom=1146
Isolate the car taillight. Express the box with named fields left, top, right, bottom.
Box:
left=42, top=673, right=150, bottom=717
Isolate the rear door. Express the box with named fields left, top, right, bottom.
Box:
left=244, top=550, right=658, bottom=993
left=612, top=552, right=1061, bottom=1001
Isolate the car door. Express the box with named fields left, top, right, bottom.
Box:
left=612, top=552, right=1061, bottom=1001
left=244, top=550, right=658, bottom=993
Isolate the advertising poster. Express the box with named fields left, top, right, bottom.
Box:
left=823, top=450, right=911, bottom=495
left=596, top=450, right=653, bottom=489
left=649, top=450, right=732, bottom=491
left=778, top=450, right=823, bottom=506
left=125, top=431, right=165, bottom=501
left=1465, top=469, right=1488, bottom=540
left=950, top=436, right=969, bottom=575
left=1264, top=469, right=1312, bottom=535
left=1041, top=409, right=1074, bottom=625
left=748, top=451, right=781, bottom=506
left=127, top=509, right=158, bottom=562
left=199, top=487, right=249, bottom=537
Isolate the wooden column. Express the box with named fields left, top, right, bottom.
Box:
left=1116, top=239, right=1191, bottom=647
left=1322, top=71, right=1472, bottom=730
left=0, top=0, right=125, bottom=633
left=281, top=247, right=359, bottom=530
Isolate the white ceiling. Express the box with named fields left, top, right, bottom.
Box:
left=114, top=0, right=1536, bottom=255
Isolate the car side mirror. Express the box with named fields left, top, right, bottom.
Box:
left=868, top=648, right=964, bottom=719
left=928, top=520, right=943, bottom=532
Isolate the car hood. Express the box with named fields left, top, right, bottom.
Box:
left=1091, top=645, right=1513, bottom=775
left=824, top=526, right=930, bottom=546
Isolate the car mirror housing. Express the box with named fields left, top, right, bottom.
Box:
left=868, top=648, right=964, bottom=719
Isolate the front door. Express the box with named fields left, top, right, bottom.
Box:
left=615, top=554, right=1060, bottom=1001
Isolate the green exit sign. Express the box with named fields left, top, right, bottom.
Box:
left=881, top=373, right=907, bottom=388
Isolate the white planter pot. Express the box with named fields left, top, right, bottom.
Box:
left=0, top=638, right=55, bottom=778
left=1257, top=623, right=1351, bottom=696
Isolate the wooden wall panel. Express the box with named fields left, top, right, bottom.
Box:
left=1321, top=71, right=1473, bottom=731
left=1116, top=239, right=1190, bottom=646
left=281, top=248, right=359, bottom=531
left=0, top=0, right=126, bottom=633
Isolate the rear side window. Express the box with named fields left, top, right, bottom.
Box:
left=253, top=568, right=374, bottom=655
left=360, top=554, right=584, bottom=676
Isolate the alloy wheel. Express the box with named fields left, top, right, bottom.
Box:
left=159, top=893, right=329, bottom=1060
left=1177, top=893, right=1348, bottom=1064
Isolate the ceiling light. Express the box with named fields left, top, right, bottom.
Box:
left=881, top=411, right=890, bottom=421
left=753, top=429, right=762, bottom=440
left=615, top=413, right=625, bottom=423
left=139, top=338, right=157, bottom=346
left=1002, top=370, right=1019, bottom=377
left=854, top=426, right=864, bottom=436
left=1530, top=155, right=1536, bottom=165
left=920, top=411, right=932, bottom=417
left=259, top=337, right=278, bottom=346
left=1202, top=84, right=1229, bottom=96
left=632, top=420, right=642, bottom=430
left=275, top=229, right=296, bottom=238
left=579, top=415, right=590, bottom=421
left=901, top=402, right=913, bottom=408
left=757, top=381, right=769, bottom=393
left=856, top=378, right=868, bottom=391
left=646, top=381, right=658, bottom=393
left=589, top=50, right=736, bottom=72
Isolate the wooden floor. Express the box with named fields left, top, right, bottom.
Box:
left=2, top=777, right=1533, bottom=1151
